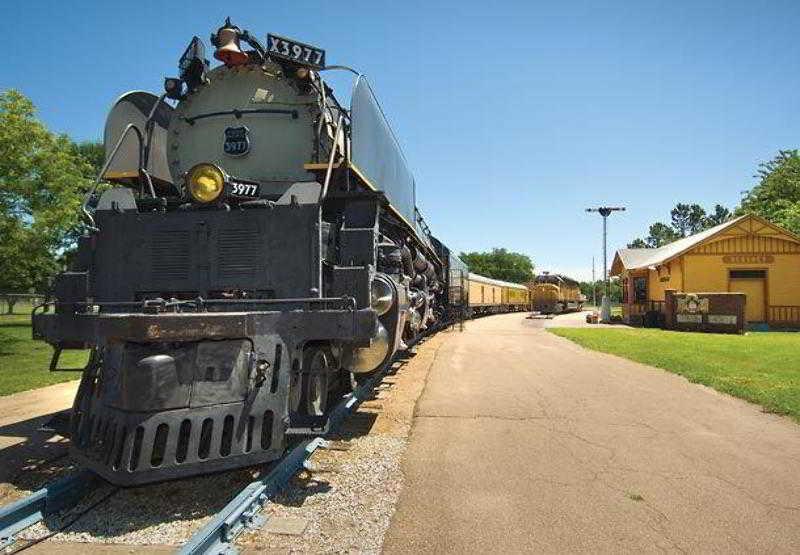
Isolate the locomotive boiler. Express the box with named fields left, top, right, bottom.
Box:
left=32, top=20, right=464, bottom=485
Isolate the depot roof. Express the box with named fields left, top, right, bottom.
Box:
left=611, top=214, right=762, bottom=275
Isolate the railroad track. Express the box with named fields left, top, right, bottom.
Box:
left=0, top=341, right=411, bottom=555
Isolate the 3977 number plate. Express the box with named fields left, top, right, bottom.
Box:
left=228, top=181, right=260, bottom=199
left=267, top=34, right=325, bottom=70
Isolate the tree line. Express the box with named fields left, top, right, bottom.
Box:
left=459, top=248, right=535, bottom=284
left=577, top=279, right=622, bottom=304
left=628, top=150, right=800, bottom=248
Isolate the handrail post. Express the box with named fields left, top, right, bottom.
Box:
left=319, top=114, right=344, bottom=202
left=82, top=123, right=144, bottom=229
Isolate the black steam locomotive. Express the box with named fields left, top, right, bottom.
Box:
left=33, top=20, right=467, bottom=485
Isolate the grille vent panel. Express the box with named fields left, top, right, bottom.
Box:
left=217, top=229, right=259, bottom=279
left=151, top=231, right=191, bottom=281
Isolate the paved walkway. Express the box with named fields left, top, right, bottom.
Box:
left=384, top=313, right=800, bottom=553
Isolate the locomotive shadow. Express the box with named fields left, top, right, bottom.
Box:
left=328, top=356, right=408, bottom=442
left=332, top=411, right=379, bottom=441
left=0, top=411, right=75, bottom=492
left=273, top=472, right=334, bottom=508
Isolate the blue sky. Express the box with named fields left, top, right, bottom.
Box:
left=3, top=0, right=799, bottom=280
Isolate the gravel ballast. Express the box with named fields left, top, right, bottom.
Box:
left=238, top=434, right=408, bottom=553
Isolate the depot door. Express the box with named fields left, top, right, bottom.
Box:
left=729, top=272, right=766, bottom=323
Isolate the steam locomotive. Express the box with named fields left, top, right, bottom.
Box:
left=32, top=20, right=469, bottom=485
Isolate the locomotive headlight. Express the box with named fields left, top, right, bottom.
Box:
left=187, top=163, right=226, bottom=203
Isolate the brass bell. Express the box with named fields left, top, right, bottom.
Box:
left=213, top=24, right=248, bottom=66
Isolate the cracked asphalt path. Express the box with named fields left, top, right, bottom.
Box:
left=383, top=313, right=800, bottom=553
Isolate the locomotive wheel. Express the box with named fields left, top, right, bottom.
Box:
left=304, top=347, right=331, bottom=416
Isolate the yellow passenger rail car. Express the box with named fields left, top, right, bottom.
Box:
left=467, top=273, right=530, bottom=315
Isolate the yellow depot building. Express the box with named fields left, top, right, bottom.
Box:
left=610, top=214, right=800, bottom=327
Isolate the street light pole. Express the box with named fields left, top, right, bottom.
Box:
left=602, top=213, right=608, bottom=296
left=586, top=206, right=626, bottom=321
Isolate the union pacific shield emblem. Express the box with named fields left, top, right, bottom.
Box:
left=223, top=126, right=250, bottom=157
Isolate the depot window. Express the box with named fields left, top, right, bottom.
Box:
left=729, top=270, right=767, bottom=279
left=633, top=277, right=647, bottom=302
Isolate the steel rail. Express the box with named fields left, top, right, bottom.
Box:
left=0, top=470, right=99, bottom=549
left=176, top=438, right=325, bottom=555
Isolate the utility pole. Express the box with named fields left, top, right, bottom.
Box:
left=591, top=256, right=596, bottom=308
left=586, top=206, right=626, bottom=321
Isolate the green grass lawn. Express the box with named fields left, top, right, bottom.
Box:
left=549, top=327, right=800, bottom=422
left=0, top=304, right=85, bottom=396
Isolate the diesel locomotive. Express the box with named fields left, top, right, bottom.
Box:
left=528, top=273, right=586, bottom=314
left=32, top=20, right=470, bottom=485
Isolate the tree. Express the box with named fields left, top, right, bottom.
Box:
left=73, top=140, right=105, bottom=177
left=460, top=248, right=535, bottom=283
left=578, top=278, right=621, bottom=304
left=0, top=219, right=60, bottom=294
left=738, top=150, right=800, bottom=234
left=628, top=222, right=680, bottom=249
left=628, top=202, right=731, bottom=248
left=704, top=204, right=731, bottom=227
left=646, top=222, right=680, bottom=247
left=0, top=90, right=92, bottom=293
left=670, top=203, right=707, bottom=237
